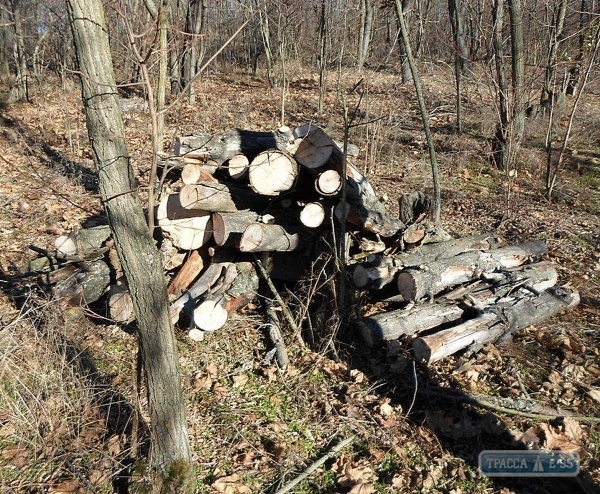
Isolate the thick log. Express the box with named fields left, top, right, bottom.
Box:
left=248, top=150, right=298, bottom=196
left=108, top=280, right=134, bottom=323
left=179, top=182, right=269, bottom=213
left=359, top=303, right=468, bottom=346
left=227, top=154, right=249, bottom=180
left=398, top=191, right=431, bottom=224
left=397, top=240, right=548, bottom=301
left=443, top=261, right=559, bottom=301
left=293, top=124, right=403, bottom=237
left=212, top=210, right=259, bottom=247
left=194, top=297, right=228, bottom=331
left=174, top=127, right=295, bottom=164
left=300, top=202, right=326, bottom=228
left=51, top=259, right=111, bottom=306
left=292, top=125, right=334, bottom=169
left=157, top=193, right=212, bottom=250
left=352, top=234, right=496, bottom=290
left=359, top=261, right=560, bottom=344
left=192, top=261, right=259, bottom=333
left=168, top=250, right=205, bottom=295
left=170, top=262, right=233, bottom=323
left=55, top=225, right=112, bottom=257
left=239, top=224, right=301, bottom=252
left=412, top=286, right=580, bottom=364
left=181, top=163, right=219, bottom=185
left=315, top=169, right=342, bottom=196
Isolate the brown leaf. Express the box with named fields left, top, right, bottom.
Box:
left=48, top=479, right=80, bottom=493
left=348, top=483, right=376, bottom=494
left=211, top=473, right=252, bottom=494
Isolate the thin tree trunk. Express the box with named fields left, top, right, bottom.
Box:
left=491, top=0, right=510, bottom=170
left=395, top=0, right=414, bottom=84
left=9, top=1, right=28, bottom=102
left=318, top=0, right=327, bottom=115
left=357, top=0, right=374, bottom=69
left=66, top=1, right=193, bottom=492
left=448, top=0, right=467, bottom=133
left=508, top=0, right=525, bottom=139
left=182, top=0, right=205, bottom=104
left=543, top=0, right=568, bottom=102
left=395, top=0, right=441, bottom=225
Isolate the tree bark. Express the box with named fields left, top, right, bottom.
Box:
left=66, top=1, right=193, bottom=491
left=397, top=240, right=548, bottom=301
left=508, top=0, right=525, bottom=139
left=412, top=286, right=580, bottom=363
left=491, top=0, right=510, bottom=170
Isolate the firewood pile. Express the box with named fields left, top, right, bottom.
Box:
left=9, top=124, right=580, bottom=363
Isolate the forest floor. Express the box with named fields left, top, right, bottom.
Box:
left=0, top=64, right=599, bottom=494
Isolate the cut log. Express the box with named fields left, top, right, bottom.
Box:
left=315, top=169, right=342, bottom=196
left=412, top=286, right=580, bottom=364
left=292, top=125, right=334, bottom=169
left=227, top=154, right=250, bottom=180
left=212, top=210, right=259, bottom=247
left=174, top=127, right=295, bottom=164
left=192, top=261, right=258, bottom=332
left=397, top=240, right=548, bottom=301
left=300, top=202, right=326, bottom=228
left=170, top=262, right=233, bottom=323
left=157, top=193, right=212, bottom=250
left=359, top=261, right=560, bottom=344
left=168, top=249, right=205, bottom=295
left=443, top=261, right=559, bottom=301
left=354, top=234, right=497, bottom=290
left=293, top=124, right=403, bottom=237
left=51, top=259, right=111, bottom=306
left=248, top=150, right=298, bottom=196
left=194, top=297, right=228, bottom=331
left=55, top=235, right=77, bottom=256
left=239, top=223, right=301, bottom=252
left=398, top=191, right=431, bottom=224
left=402, top=225, right=426, bottom=245
left=359, top=303, right=469, bottom=346
left=181, top=163, right=219, bottom=185
left=108, top=281, right=134, bottom=323
left=179, top=181, right=269, bottom=213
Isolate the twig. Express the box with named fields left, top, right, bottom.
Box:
left=254, top=255, right=305, bottom=347
left=424, top=387, right=600, bottom=423
left=273, top=435, right=355, bottom=494
left=263, top=296, right=289, bottom=370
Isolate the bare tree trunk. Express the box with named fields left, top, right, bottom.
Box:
left=567, top=0, right=588, bottom=96
left=182, top=0, right=205, bottom=104
left=448, top=0, right=468, bottom=133
left=9, top=0, right=28, bottom=102
left=508, top=0, right=525, bottom=139
left=395, top=0, right=414, bottom=84
left=543, top=0, right=568, bottom=103
left=0, top=7, right=10, bottom=80
left=66, top=1, right=193, bottom=492
left=395, top=0, right=441, bottom=225
left=317, top=0, right=327, bottom=115
left=357, top=0, right=374, bottom=69
left=491, top=0, right=510, bottom=170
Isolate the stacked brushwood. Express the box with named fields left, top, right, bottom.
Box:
left=10, top=123, right=579, bottom=362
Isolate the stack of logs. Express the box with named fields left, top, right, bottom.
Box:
left=14, top=123, right=580, bottom=363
